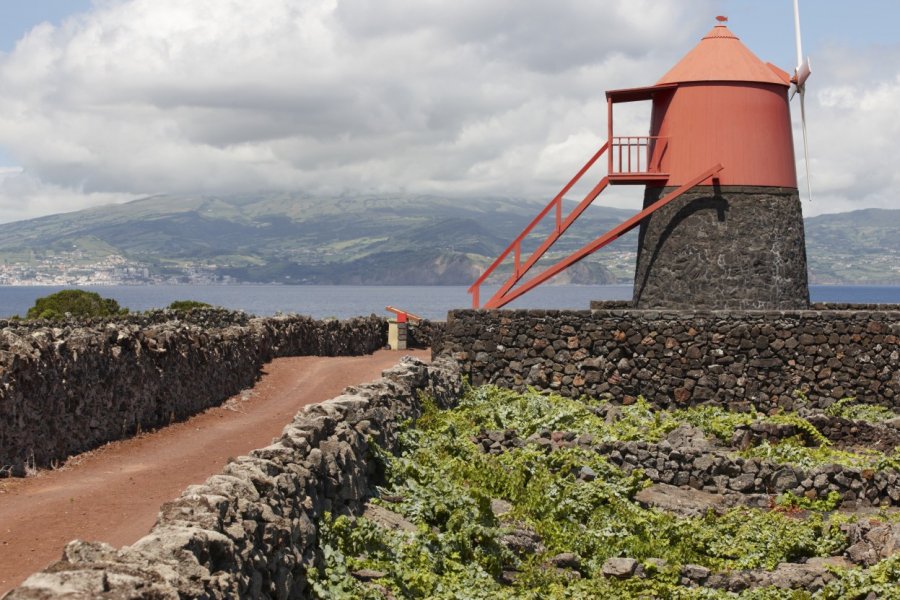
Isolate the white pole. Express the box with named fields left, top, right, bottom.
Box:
left=793, top=0, right=803, bottom=71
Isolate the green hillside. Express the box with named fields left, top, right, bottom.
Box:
left=0, top=194, right=895, bottom=285
left=804, top=208, right=900, bottom=285
left=0, top=194, right=635, bottom=285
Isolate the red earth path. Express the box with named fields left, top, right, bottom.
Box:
left=0, top=349, right=430, bottom=595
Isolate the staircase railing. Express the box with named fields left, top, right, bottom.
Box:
left=469, top=160, right=723, bottom=309
left=468, top=143, right=609, bottom=308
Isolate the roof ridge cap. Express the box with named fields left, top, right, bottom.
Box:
left=702, top=25, right=738, bottom=40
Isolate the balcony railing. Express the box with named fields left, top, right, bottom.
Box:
left=610, top=136, right=667, bottom=175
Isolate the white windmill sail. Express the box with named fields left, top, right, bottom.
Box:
left=792, top=0, right=813, bottom=202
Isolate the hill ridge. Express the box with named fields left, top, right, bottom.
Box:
left=0, top=194, right=895, bottom=286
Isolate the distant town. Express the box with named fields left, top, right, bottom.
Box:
left=0, top=253, right=236, bottom=286
left=1, top=245, right=898, bottom=286
left=0, top=251, right=639, bottom=286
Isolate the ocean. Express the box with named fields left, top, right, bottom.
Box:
left=1, top=284, right=899, bottom=321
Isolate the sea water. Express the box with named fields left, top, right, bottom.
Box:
left=0, top=285, right=898, bottom=321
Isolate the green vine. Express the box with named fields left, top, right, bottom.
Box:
left=742, top=437, right=887, bottom=471
left=306, top=386, right=900, bottom=599
left=767, top=413, right=831, bottom=447
left=825, top=397, right=898, bottom=422
left=776, top=491, right=843, bottom=512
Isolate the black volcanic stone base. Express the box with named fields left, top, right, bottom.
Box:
left=633, top=186, right=809, bottom=310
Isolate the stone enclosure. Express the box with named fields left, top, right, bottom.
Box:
left=8, top=356, right=463, bottom=599
left=5, top=302, right=900, bottom=597
left=436, top=304, right=900, bottom=412
left=0, top=310, right=387, bottom=476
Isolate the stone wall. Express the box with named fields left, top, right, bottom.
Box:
left=0, top=313, right=387, bottom=476
left=7, top=356, right=463, bottom=600
left=599, top=438, right=899, bottom=507
left=408, top=319, right=444, bottom=350
left=633, top=186, right=809, bottom=310
left=435, top=307, right=900, bottom=411
left=472, top=425, right=900, bottom=508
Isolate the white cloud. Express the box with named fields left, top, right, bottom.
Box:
left=798, top=45, right=900, bottom=215
left=0, top=0, right=896, bottom=222
left=0, top=0, right=714, bottom=221
left=0, top=168, right=139, bottom=223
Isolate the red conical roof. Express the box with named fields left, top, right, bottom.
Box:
left=657, top=25, right=789, bottom=86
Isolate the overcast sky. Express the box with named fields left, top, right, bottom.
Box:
left=0, top=0, right=897, bottom=224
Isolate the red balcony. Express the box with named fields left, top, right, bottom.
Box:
left=608, top=136, right=669, bottom=185
left=604, top=83, right=676, bottom=185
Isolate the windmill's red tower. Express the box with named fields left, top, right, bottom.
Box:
left=631, top=22, right=808, bottom=309
left=647, top=24, right=798, bottom=188
left=470, top=19, right=809, bottom=310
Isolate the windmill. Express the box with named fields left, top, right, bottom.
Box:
left=469, top=5, right=813, bottom=311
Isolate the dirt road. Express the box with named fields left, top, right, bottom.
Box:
left=0, top=349, right=430, bottom=595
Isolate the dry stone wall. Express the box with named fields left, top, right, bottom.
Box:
left=472, top=426, right=900, bottom=508
left=599, top=439, right=899, bottom=507
left=0, top=312, right=386, bottom=476
left=407, top=319, right=444, bottom=350
left=7, top=356, right=463, bottom=600
left=435, top=306, right=900, bottom=411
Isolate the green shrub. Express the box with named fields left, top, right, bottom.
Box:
left=167, top=300, right=212, bottom=311
left=26, top=289, right=127, bottom=320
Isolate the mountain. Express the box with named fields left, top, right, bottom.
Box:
left=0, top=193, right=636, bottom=285
left=803, top=208, right=900, bottom=285
left=0, top=194, right=895, bottom=286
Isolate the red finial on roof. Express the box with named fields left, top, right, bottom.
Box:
left=716, top=15, right=728, bottom=23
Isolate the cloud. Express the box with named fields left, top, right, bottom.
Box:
left=0, top=0, right=896, bottom=222
left=0, top=0, right=715, bottom=221
left=797, top=44, right=900, bottom=215
left=0, top=168, right=138, bottom=223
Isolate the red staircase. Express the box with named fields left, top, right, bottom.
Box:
left=468, top=141, right=722, bottom=309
